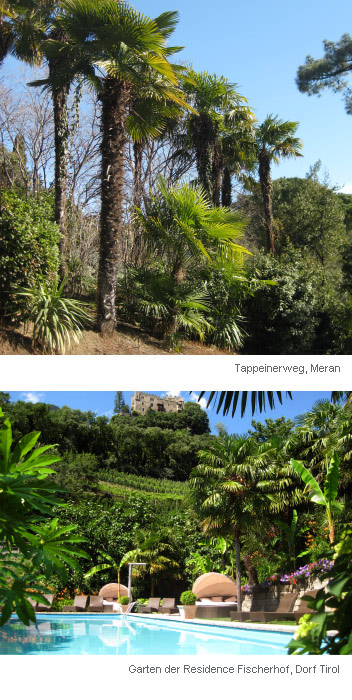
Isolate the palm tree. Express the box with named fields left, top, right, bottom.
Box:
left=189, top=435, right=266, bottom=612
left=138, top=177, right=249, bottom=284
left=121, top=530, right=181, bottom=596
left=190, top=433, right=307, bottom=610
left=60, top=1, right=190, bottom=334
left=135, top=177, right=250, bottom=341
left=2, top=1, right=76, bottom=278
left=182, top=70, right=253, bottom=205
left=256, top=115, right=303, bottom=255
left=197, top=391, right=293, bottom=418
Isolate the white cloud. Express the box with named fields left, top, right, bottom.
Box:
left=338, top=182, right=352, bottom=194
left=165, top=391, right=181, bottom=398
left=189, top=392, right=208, bottom=410
left=101, top=410, right=113, bottom=418
left=21, top=392, right=44, bottom=404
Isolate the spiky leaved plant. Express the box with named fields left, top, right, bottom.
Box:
left=17, top=278, right=92, bottom=354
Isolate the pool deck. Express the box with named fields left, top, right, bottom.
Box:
left=129, top=612, right=298, bottom=634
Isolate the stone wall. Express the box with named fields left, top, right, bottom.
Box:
left=241, top=578, right=325, bottom=612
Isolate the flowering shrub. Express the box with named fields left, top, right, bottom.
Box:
left=241, top=558, right=334, bottom=594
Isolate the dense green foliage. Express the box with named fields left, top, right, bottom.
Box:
left=1, top=393, right=351, bottom=643
left=240, top=175, right=352, bottom=353
left=3, top=399, right=210, bottom=480
left=1, top=5, right=351, bottom=353
left=0, top=191, right=60, bottom=320
left=288, top=531, right=352, bottom=655
left=0, top=408, right=88, bottom=626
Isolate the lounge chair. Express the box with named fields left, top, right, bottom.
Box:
left=294, top=589, right=320, bottom=623
left=88, top=596, right=104, bottom=612
left=36, top=594, right=54, bottom=612
left=160, top=598, right=178, bottom=614
left=230, top=610, right=250, bottom=622
left=251, top=591, right=298, bottom=622
left=63, top=595, right=88, bottom=612
left=139, top=597, right=161, bottom=614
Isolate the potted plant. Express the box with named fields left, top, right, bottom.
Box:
left=120, top=595, right=130, bottom=613
left=179, top=591, right=197, bottom=619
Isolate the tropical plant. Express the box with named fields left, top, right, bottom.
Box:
left=0, top=407, right=89, bottom=625
left=273, top=509, right=299, bottom=569
left=189, top=435, right=264, bottom=612
left=197, top=391, right=293, bottom=418
left=120, top=530, right=181, bottom=596
left=84, top=549, right=132, bottom=599
left=290, top=453, right=343, bottom=543
left=181, top=70, right=254, bottom=205
left=136, top=177, right=249, bottom=283
left=255, top=115, right=303, bottom=255
left=59, top=1, right=191, bottom=334
left=288, top=530, right=352, bottom=655
left=17, top=278, right=92, bottom=353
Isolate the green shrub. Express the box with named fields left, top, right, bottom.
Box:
left=288, top=530, right=352, bottom=655
left=180, top=590, right=197, bottom=605
left=0, top=190, right=60, bottom=320
left=17, top=278, right=93, bottom=354
left=120, top=595, right=129, bottom=605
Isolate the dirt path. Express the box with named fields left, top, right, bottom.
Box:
left=0, top=323, right=234, bottom=355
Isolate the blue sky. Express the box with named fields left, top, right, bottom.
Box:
left=7, top=391, right=332, bottom=434
left=4, top=1, right=351, bottom=190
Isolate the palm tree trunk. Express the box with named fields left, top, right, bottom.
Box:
left=191, top=115, right=214, bottom=201
left=258, top=153, right=275, bottom=256
left=97, top=78, right=131, bottom=334
left=212, top=139, right=222, bottom=207
left=242, top=555, right=259, bottom=586
left=51, top=80, right=70, bottom=280
left=235, top=535, right=242, bottom=612
left=221, top=166, right=232, bottom=207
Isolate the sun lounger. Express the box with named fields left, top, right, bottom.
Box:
left=160, top=598, right=178, bottom=614
left=36, top=594, right=54, bottom=612
left=63, top=595, right=88, bottom=612
left=294, top=589, right=320, bottom=623
left=139, top=597, right=161, bottom=613
left=230, top=610, right=250, bottom=622
left=252, top=591, right=298, bottom=622
left=88, top=596, right=104, bottom=612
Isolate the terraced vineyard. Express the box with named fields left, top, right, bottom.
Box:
left=96, top=470, right=188, bottom=502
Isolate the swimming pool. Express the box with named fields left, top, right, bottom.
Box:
left=0, top=615, right=293, bottom=655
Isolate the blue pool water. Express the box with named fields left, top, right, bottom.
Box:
left=0, top=614, right=292, bottom=655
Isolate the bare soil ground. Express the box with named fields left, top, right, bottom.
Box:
left=0, top=322, right=233, bottom=355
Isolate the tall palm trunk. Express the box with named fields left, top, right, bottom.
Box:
left=51, top=76, right=69, bottom=279
left=221, top=166, right=232, bottom=207
left=258, top=152, right=275, bottom=256
left=98, top=78, right=131, bottom=334
left=235, top=534, right=242, bottom=612
left=212, top=139, right=223, bottom=207
left=191, top=114, right=214, bottom=201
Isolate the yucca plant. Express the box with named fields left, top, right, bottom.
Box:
left=17, top=278, right=93, bottom=354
